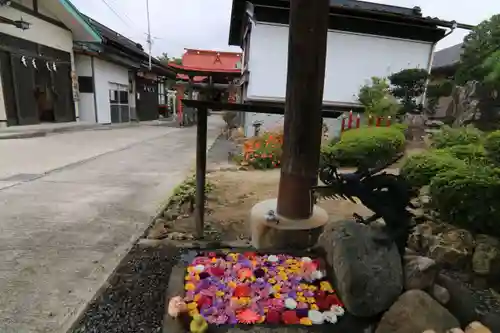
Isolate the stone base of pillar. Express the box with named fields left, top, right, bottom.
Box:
left=250, top=198, right=328, bottom=250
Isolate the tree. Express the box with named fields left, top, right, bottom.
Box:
left=358, top=77, right=401, bottom=116
left=455, top=14, right=500, bottom=84
left=389, top=68, right=429, bottom=115
left=157, top=52, right=182, bottom=66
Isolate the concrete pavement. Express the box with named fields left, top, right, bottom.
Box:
left=0, top=116, right=224, bottom=333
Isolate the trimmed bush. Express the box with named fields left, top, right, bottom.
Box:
left=438, top=144, right=489, bottom=165
left=400, top=150, right=466, bottom=188
left=321, top=126, right=405, bottom=168
left=430, top=165, right=500, bottom=236
left=430, top=125, right=483, bottom=149
left=484, top=130, right=500, bottom=165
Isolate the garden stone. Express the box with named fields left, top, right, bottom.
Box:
left=436, top=274, right=479, bottom=327
left=472, top=234, right=500, bottom=276
left=429, top=228, right=475, bottom=270
left=403, top=254, right=439, bottom=290
left=163, top=209, right=179, bottom=221
left=407, top=221, right=444, bottom=253
left=431, top=284, right=450, bottom=305
left=375, top=290, right=459, bottom=333
left=464, top=322, right=492, bottom=333
left=147, top=219, right=169, bottom=240
left=318, top=220, right=403, bottom=317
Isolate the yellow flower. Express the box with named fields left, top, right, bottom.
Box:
left=268, top=278, right=276, bottom=285
left=299, top=284, right=308, bottom=290
left=272, top=284, right=281, bottom=292
left=194, top=294, right=201, bottom=302
left=310, top=304, right=319, bottom=311
left=308, top=285, right=317, bottom=291
left=296, top=292, right=303, bottom=297
left=257, top=316, right=265, bottom=324
left=274, top=293, right=281, bottom=299
left=211, top=258, right=217, bottom=263
left=228, top=281, right=237, bottom=289
left=216, top=291, right=225, bottom=297
left=187, top=267, right=194, bottom=273
left=307, top=297, right=316, bottom=304
left=189, top=309, right=199, bottom=317
left=185, top=275, right=191, bottom=281
left=285, top=259, right=294, bottom=264
left=300, top=318, right=312, bottom=326
left=320, top=281, right=334, bottom=292
left=277, top=266, right=285, bottom=271
left=185, top=283, right=195, bottom=291
left=297, top=296, right=306, bottom=303
left=187, top=302, right=198, bottom=310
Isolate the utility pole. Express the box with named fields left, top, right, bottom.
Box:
left=145, top=0, right=152, bottom=70
left=276, top=0, right=330, bottom=219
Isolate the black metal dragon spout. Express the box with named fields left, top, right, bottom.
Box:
left=312, top=154, right=418, bottom=256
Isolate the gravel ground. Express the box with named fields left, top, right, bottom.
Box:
left=70, top=244, right=179, bottom=333
left=442, top=270, right=500, bottom=316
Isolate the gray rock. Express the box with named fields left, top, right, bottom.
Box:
left=375, top=290, right=459, bottom=333
left=436, top=274, right=479, bottom=327
left=403, top=255, right=439, bottom=290
left=163, top=209, right=179, bottom=221
left=472, top=234, right=500, bottom=276
left=431, top=284, right=451, bottom=305
left=429, top=228, right=475, bottom=270
left=147, top=219, right=169, bottom=240
left=318, top=220, right=403, bottom=317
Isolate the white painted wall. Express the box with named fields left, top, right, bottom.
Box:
left=74, top=54, right=96, bottom=122
left=93, top=58, right=129, bottom=124
left=246, top=22, right=433, bottom=106
left=0, top=4, right=80, bottom=120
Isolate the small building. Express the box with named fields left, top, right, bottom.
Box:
left=228, top=0, right=455, bottom=136
left=73, top=14, right=176, bottom=124
left=0, top=0, right=90, bottom=126
left=169, top=49, right=242, bottom=125
left=431, top=43, right=463, bottom=79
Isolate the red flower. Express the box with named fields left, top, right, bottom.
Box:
left=282, top=311, right=300, bottom=325
left=327, top=294, right=343, bottom=307
left=196, top=295, right=212, bottom=308
left=209, top=267, right=225, bottom=277
left=237, top=309, right=260, bottom=324
left=233, top=284, right=251, bottom=298
left=208, top=252, right=216, bottom=258
left=266, top=310, right=281, bottom=324
left=243, top=252, right=256, bottom=260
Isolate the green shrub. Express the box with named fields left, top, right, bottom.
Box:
left=438, top=144, right=489, bottom=165
left=321, top=126, right=405, bottom=168
left=400, top=150, right=466, bottom=188
left=430, top=165, right=500, bottom=236
left=430, top=125, right=484, bottom=149
left=484, top=130, right=500, bottom=165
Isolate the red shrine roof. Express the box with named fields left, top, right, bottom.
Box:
left=171, top=48, right=242, bottom=82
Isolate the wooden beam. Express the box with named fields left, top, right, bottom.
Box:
left=195, top=107, right=208, bottom=239
left=276, top=0, right=330, bottom=219
left=181, top=99, right=361, bottom=117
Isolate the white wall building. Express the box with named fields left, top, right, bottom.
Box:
left=228, top=0, right=455, bottom=137
left=0, top=0, right=99, bottom=126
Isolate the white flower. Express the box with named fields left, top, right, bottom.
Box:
left=311, top=270, right=324, bottom=281
left=323, top=311, right=338, bottom=324
left=308, top=310, right=324, bottom=325
left=331, top=305, right=345, bottom=317
left=285, top=298, right=297, bottom=309
left=267, top=255, right=279, bottom=263
left=194, top=264, right=205, bottom=273
left=301, top=257, right=312, bottom=263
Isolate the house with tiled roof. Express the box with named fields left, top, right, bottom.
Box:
left=431, top=43, right=464, bottom=78
left=228, top=0, right=472, bottom=136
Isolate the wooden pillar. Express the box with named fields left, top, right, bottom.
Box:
left=195, top=106, right=208, bottom=238
left=276, top=0, right=330, bottom=219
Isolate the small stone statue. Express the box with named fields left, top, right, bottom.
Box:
left=312, top=154, right=418, bottom=256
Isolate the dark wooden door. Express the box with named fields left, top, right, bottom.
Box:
left=136, top=77, right=159, bottom=121
left=11, top=54, right=38, bottom=125
left=52, top=62, right=75, bottom=123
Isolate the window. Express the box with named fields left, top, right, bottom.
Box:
left=78, top=76, right=94, bottom=93
left=109, top=83, right=130, bottom=123
left=158, top=81, right=166, bottom=105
